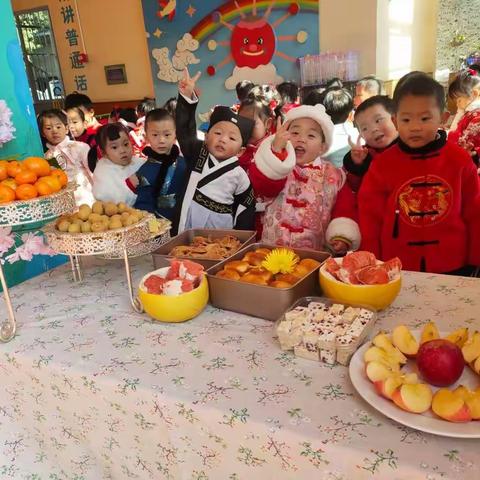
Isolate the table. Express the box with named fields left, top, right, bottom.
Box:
left=0, top=257, right=479, bottom=479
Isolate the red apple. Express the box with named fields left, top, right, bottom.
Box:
left=416, top=339, right=465, bottom=387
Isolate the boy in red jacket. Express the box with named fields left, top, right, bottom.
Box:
left=359, top=72, right=480, bottom=274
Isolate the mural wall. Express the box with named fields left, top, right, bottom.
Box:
left=436, top=0, right=480, bottom=71
left=142, top=0, right=319, bottom=112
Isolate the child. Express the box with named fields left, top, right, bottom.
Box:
left=66, top=106, right=93, bottom=144
left=136, top=97, right=156, bottom=127
left=39, top=109, right=94, bottom=205
left=134, top=108, right=187, bottom=227
left=250, top=104, right=360, bottom=252
left=354, top=76, right=384, bottom=108
left=92, top=123, right=145, bottom=205
left=343, top=95, right=398, bottom=192
left=64, top=93, right=103, bottom=130
left=448, top=69, right=480, bottom=167
left=236, top=80, right=255, bottom=104
left=175, top=68, right=256, bottom=232
left=131, top=100, right=156, bottom=157
left=321, top=87, right=356, bottom=167
left=276, top=81, right=300, bottom=114
left=359, top=72, right=480, bottom=274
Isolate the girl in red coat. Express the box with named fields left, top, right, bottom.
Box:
left=448, top=69, right=480, bottom=169
left=359, top=72, right=480, bottom=274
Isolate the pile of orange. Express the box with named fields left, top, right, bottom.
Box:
left=0, top=157, right=68, bottom=204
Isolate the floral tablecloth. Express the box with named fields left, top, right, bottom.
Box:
left=0, top=257, right=479, bottom=480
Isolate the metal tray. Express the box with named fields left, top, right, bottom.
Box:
left=152, top=229, right=256, bottom=270
left=206, top=243, right=330, bottom=320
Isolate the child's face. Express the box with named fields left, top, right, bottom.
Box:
left=145, top=119, right=176, bottom=154
left=206, top=121, right=245, bottom=160
left=355, top=104, right=398, bottom=149
left=67, top=109, right=87, bottom=138
left=42, top=117, right=68, bottom=145
left=79, top=106, right=95, bottom=126
left=103, top=131, right=133, bottom=166
left=288, top=118, right=327, bottom=166
left=250, top=114, right=272, bottom=143
left=454, top=89, right=479, bottom=110
left=394, top=94, right=442, bottom=149
left=354, top=86, right=373, bottom=108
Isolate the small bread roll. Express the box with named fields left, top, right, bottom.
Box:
left=224, top=260, right=250, bottom=274
left=242, top=252, right=267, bottom=266
left=255, top=248, right=271, bottom=256
left=292, top=264, right=310, bottom=279
left=216, top=269, right=241, bottom=280
left=275, top=273, right=300, bottom=285
left=240, top=273, right=269, bottom=285
left=299, top=258, right=321, bottom=271
left=269, top=280, right=293, bottom=289
left=248, top=268, right=273, bottom=282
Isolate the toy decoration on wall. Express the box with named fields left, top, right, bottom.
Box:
left=158, top=0, right=176, bottom=21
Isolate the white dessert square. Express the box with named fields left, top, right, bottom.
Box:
left=342, top=307, right=358, bottom=324
left=294, top=343, right=319, bottom=361
left=319, top=348, right=336, bottom=364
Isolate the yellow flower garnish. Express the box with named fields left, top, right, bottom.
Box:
left=261, top=248, right=299, bottom=274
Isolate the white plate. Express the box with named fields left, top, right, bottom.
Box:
left=349, top=331, right=480, bottom=438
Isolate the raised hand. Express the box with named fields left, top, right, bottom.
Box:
left=178, top=67, right=201, bottom=99
left=272, top=117, right=291, bottom=152
left=348, top=135, right=368, bottom=165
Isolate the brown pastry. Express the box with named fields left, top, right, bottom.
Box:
left=275, top=273, right=300, bottom=285
left=224, top=260, right=250, bottom=274
left=269, top=280, right=293, bottom=289
left=292, top=264, right=310, bottom=279
left=242, top=251, right=267, bottom=266
left=248, top=267, right=273, bottom=282
left=240, top=273, right=269, bottom=285
left=255, top=248, right=271, bottom=256
left=216, top=269, right=241, bottom=280
left=299, top=258, right=321, bottom=271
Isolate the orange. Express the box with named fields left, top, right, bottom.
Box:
left=35, top=179, right=54, bottom=196
left=0, top=162, right=7, bottom=181
left=15, top=170, right=38, bottom=185
left=0, top=185, right=16, bottom=204
left=15, top=183, right=38, bottom=200
left=50, top=168, right=68, bottom=187
left=7, top=161, right=26, bottom=178
left=23, top=157, right=51, bottom=177
left=37, top=175, right=61, bottom=193
left=1, top=178, right=18, bottom=191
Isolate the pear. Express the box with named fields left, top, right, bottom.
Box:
left=77, top=204, right=92, bottom=221
left=92, top=201, right=104, bottom=215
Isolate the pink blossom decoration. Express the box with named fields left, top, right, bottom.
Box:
left=5, top=232, right=55, bottom=263
left=0, top=227, right=15, bottom=257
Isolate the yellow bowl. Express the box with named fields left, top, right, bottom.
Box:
left=319, top=262, right=402, bottom=311
left=138, top=270, right=209, bottom=323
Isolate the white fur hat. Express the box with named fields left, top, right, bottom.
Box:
left=285, top=103, right=334, bottom=152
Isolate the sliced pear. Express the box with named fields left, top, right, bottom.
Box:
left=445, top=327, right=469, bottom=348
left=420, top=321, right=440, bottom=344
left=462, top=331, right=480, bottom=363
left=392, top=325, right=419, bottom=357
left=372, top=332, right=407, bottom=364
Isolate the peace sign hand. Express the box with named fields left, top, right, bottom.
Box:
left=348, top=135, right=368, bottom=165
left=178, top=67, right=201, bottom=99
left=272, top=117, right=291, bottom=153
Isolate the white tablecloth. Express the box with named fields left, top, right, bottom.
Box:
left=0, top=257, right=479, bottom=479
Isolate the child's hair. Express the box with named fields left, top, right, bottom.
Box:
left=65, top=106, right=86, bottom=121
left=448, top=69, right=480, bottom=99
left=236, top=80, right=255, bottom=102
left=38, top=109, right=68, bottom=129
left=136, top=97, right=156, bottom=117
left=118, top=108, right=137, bottom=125
left=144, top=108, right=175, bottom=130
left=393, top=72, right=446, bottom=112
left=64, top=93, right=93, bottom=111
left=276, top=81, right=299, bottom=104
left=321, top=87, right=353, bottom=124
left=162, top=97, right=177, bottom=118
left=238, top=96, right=275, bottom=122
left=302, top=88, right=323, bottom=106
left=356, top=75, right=383, bottom=96
left=354, top=95, right=395, bottom=122
left=96, top=123, right=130, bottom=152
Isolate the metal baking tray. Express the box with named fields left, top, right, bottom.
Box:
left=152, top=229, right=256, bottom=270
left=206, top=243, right=330, bottom=320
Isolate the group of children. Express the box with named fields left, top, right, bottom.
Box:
left=36, top=68, right=480, bottom=276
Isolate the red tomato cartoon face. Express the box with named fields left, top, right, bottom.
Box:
left=230, top=18, right=276, bottom=68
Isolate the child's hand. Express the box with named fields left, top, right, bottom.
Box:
left=329, top=239, right=350, bottom=256
left=128, top=174, right=139, bottom=188
left=272, top=117, right=291, bottom=152
left=348, top=135, right=368, bottom=165
left=178, top=67, right=201, bottom=99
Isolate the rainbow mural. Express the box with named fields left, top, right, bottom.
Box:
left=190, top=0, right=318, bottom=41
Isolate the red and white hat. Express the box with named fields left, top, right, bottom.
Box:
left=285, top=103, right=334, bottom=152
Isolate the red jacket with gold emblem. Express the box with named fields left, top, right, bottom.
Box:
left=358, top=130, right=480, bottom=273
